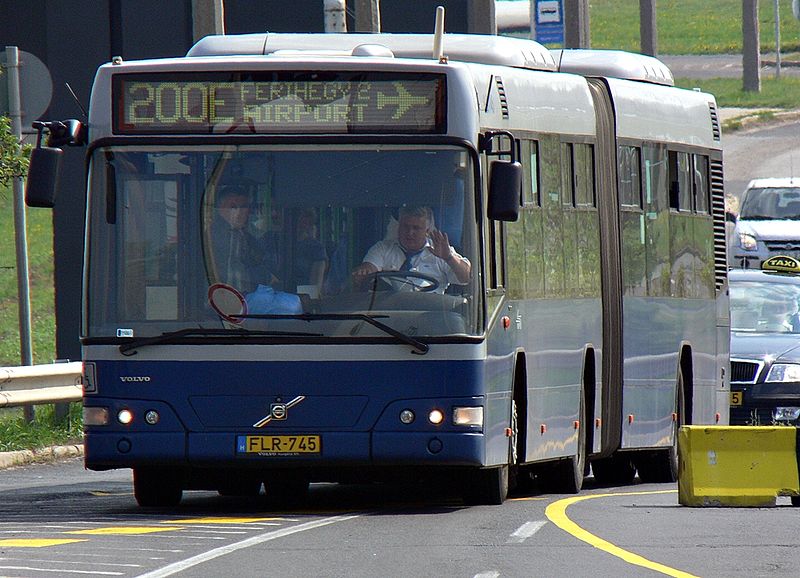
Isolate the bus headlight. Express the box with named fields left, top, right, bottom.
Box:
left=83, top=407, right=109, bottom=426
left=428, top=409, right=445, bottom=425
left=117, top=409, right=134, bottom=425
left=453, top=406, right=483, bottom=427
left=766, top=363, right=800, bottom=383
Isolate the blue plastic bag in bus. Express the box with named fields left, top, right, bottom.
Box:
left=245, top=284, right=302, bottom=315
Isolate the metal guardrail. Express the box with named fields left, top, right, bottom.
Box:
left=0, top=362, right=83, bottom=408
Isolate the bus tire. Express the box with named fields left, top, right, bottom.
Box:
left=465, top=465, right=509, bottom=505
left=538, top=387, right=587, bottom=494
left=591, top=454, right=636, bottom=486
left=133, top=468, right=182, bottom=507
left=635, top=372, right=685, bottom=483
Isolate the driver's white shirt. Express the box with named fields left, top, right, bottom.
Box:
left=363, top=239, right=469, bottom=294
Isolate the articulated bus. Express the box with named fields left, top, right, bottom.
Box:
left=27, top=31, right=729, bottom=506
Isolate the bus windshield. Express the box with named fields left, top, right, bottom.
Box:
left=85, top=144, right=481, bottom=341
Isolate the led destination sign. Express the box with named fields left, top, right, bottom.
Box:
left=114, top=72, right=446, bottom=134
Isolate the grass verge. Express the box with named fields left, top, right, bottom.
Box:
left=0, top=403, right=82, bottom=453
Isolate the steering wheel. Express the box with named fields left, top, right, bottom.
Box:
left=208, top=283, right=247, bottom=323
left=368, top=271, right=440, bottom=293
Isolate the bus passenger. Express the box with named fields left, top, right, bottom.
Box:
left=209, top=186, right=278, bottom=293
left=292, top=208, right=327, bottom=297
left=351, top=205, right=471, bottom=293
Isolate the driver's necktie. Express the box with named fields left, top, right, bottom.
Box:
left=400, top=248, right=423, bottom=271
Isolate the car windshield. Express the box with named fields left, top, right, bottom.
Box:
left=85, top=144, right=481, bottom=340
left=739, top=187, right=800, bottom=220
left=730, top=279, right=800, bottom=333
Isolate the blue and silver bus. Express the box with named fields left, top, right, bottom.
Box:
left=27, top=31, right=729, bottom=506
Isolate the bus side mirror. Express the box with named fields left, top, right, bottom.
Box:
left=488, top=160, right=521, bottom=221
left=25, top=146, right=63, bottom=208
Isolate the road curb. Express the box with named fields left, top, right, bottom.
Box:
left=722, top=109, right=800, bottom=132
left=0, top=444, right=84, bottom=470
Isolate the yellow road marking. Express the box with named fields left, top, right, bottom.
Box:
left=0, top=538, right=87, bottom=547
left=68, top=526, right=183, bottom=535
left=161, top=517, right=285, bottom=524
left=545, top=490, right=699, bottom=578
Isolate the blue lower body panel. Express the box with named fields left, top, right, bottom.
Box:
left=85, top=430, right=486, bottom=470
left=372, top=432, right=484, bottom=466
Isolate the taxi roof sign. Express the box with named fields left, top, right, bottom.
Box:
left=762, top=255, right=800, bottom=274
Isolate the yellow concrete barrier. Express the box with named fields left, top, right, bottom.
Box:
left=678, top=425, right=800, bottom=507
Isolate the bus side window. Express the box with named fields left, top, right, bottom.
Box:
left=693, top=154, right=710, bottom=214
left=668, top=150, right=692, bottom=212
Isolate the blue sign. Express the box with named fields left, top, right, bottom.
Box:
left=534, top=0, right=564, bottom=45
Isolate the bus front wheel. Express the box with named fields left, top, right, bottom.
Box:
left=464, top=465, right=509, bottom=505
left=133, top=468, right=183, bottom=507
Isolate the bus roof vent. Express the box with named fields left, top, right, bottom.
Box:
left=551, top=49, right=674, bottom=86
left=708, top=102, right=721, bottom=141
left=188, top=33, right=558, bottom=72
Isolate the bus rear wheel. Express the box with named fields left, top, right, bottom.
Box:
left=635, top=373, right=685, bottom=483
left=133, top=468, right=183, bottom=507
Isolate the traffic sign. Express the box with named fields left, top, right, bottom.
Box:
left=0, top=48, right=53, bottom=131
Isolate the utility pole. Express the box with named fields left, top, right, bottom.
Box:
left=774, top=0, right=782, bottom=79
left=639, top=0, right=658, bottom=56
left=743, top=0, right=761, bottom=92
left=355, top=0, right=381, bottom=32
left=192, top=0, right=225, bottom=42
left=468, top=0, right=496, bottom=35
left=5, top=46, right=34, bottom=422
left=564, top=0, right=590, bottom=48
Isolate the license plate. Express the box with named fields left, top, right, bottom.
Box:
left=237, top=435, right=321, bottom=456
left=730, top=391, right=743, bottom=407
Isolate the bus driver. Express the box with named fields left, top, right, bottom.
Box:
left=352, top=205, right=471, bottom=293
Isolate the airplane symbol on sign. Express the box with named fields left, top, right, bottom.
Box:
left=376, top=83, right=430, bottom=120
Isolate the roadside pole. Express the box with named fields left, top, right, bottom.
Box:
left=5, top=46, right=34, bottom=422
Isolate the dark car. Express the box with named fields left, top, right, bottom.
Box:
left=729, top=256, right=800, bottom=425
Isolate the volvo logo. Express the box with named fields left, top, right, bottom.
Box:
left=253, top=395, right=305, bottom=427
left=119, top=376, right=151, bottom=382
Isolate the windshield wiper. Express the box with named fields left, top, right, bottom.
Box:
left=118, top=327, right=323, bottom=356
left=237, top=312, right=429, bottom=355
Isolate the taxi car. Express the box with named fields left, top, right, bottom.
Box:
left=730, top=178, right=800, bottom=269
left=729, top=255, right=800, bottom=425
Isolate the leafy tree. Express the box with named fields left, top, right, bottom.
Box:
left=0, top=115, right=30, bottom=185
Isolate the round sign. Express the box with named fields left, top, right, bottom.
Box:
left=0, top=48, right=54, bottom=131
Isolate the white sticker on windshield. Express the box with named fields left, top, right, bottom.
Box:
left=117, top=328, right=134, bottom=338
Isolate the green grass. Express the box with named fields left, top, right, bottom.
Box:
left=590, top=0, right=800, bottom=55
left=0, top=183, right=56, bottom=367
left=0, top=404, right=82, bottom=452
left=674, top=76, right=800, bottom=108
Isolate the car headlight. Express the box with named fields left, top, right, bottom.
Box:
left=738, top=232, right=758, bottom=251
left=765, top=363, right=800, bottom=383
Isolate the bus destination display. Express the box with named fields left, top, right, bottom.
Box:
left=114, top=72, right=446, bottom=134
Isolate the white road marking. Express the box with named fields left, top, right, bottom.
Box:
left=507, top=520, right=547, bottom=543
left=135, top=514, right=360, bottom=578
left=0, top=566, right=123, bottom=575
left=474, top=572, right=500, bottom=578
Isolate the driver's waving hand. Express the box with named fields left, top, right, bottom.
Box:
left=352, top=205, right=471, bottom=293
